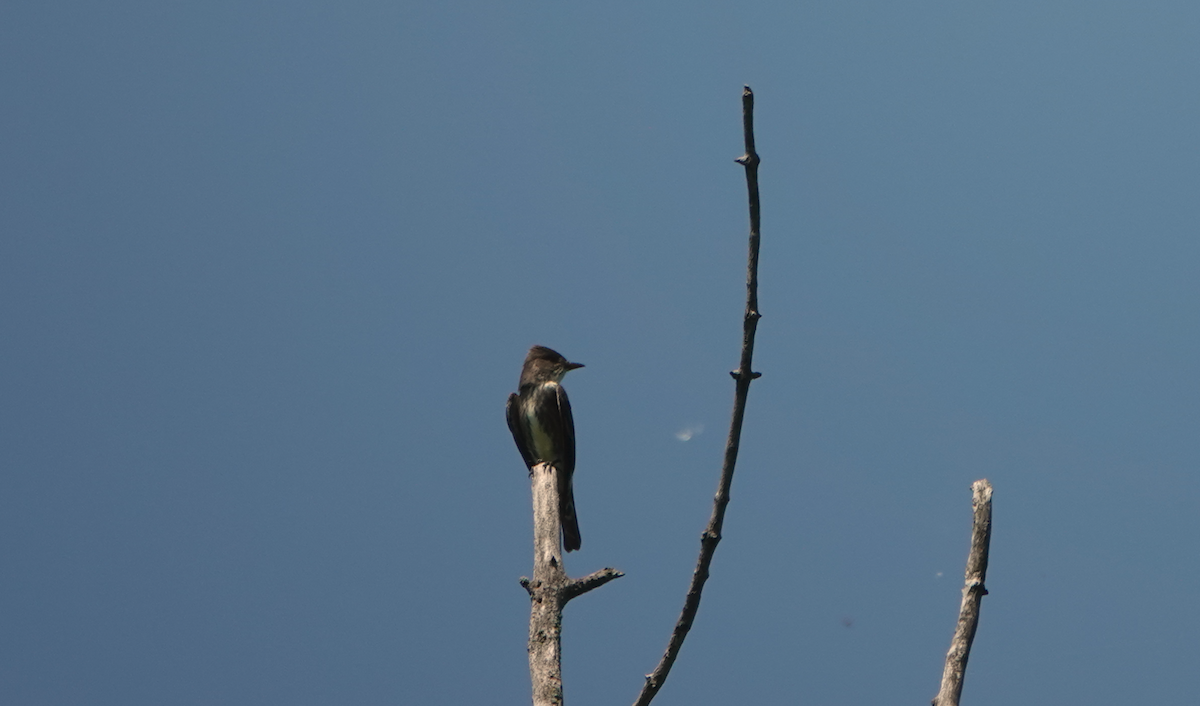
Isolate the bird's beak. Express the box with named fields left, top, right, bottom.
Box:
left=567, top=362, right=585, bottom=371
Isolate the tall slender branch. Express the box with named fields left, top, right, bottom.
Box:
left=932, top=479, right=994, bottom=706
left=632, top=85, right=764, bottom=706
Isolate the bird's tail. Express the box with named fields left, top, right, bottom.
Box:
left=560, top=472, right=582, bottom=552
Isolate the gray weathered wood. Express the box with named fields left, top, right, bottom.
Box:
left=526, top=462, right=568, bottom=706
left=932, top=479, right=994, bottom=706
left=521, top=462, right=622, bottom=706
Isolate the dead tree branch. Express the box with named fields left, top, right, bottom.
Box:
left=521, top=462, right=623, bottom=706
left=632, top=84, right=764, bottom=706
left=932, top=479, right=994, bottom=706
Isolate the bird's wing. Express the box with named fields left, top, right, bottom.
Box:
left=553, top=384, right=576, bottom=475
left=506, top=392, right=535, bottom=469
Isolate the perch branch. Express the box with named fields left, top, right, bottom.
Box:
left=524, top=462, right=622, bottom=706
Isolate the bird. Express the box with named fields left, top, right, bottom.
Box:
left=506, top=345, right=584, bottom=552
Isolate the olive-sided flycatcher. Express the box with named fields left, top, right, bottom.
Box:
left=506, top=345, right=584, bottom=552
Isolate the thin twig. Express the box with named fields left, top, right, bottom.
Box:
left=932, top=479, right=994, bottom=706
left=632, top=85, right=764, bottom=706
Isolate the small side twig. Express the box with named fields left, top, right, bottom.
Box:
left=564, top=568, right=625, bottom=601
left=932, top=479, right=994, bottom=706
left=633, top=84, right=764, bottom=706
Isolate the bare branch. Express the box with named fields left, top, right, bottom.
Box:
left=564, top=568, right=625, bottom=601
left=525, top=463, right=622, bottom=706
left=932, top=479, right=994, bottom=706
left=526, top=463, right=569, bottom=706
left=633, top=85, right=765, bottom=706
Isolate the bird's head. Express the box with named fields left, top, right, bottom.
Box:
left=525, top=345, right=584, bottom=383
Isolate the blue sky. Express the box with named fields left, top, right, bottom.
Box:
left=3, top=1, right=1199, bottom=704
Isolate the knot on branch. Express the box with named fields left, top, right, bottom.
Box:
left=735, top=153, right=761, bottom=167
left=729, top=370, right=763, bottom=380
